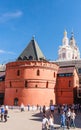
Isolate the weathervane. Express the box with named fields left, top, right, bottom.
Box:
left=32, top=35, right=35, bottom=40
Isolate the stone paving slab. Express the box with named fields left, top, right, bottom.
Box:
left=0, top=109, right=81, bottom=130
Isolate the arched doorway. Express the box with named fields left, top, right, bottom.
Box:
left=14, top=98, right=18, bottom=106
left=0, top=93, right=4, bottom=105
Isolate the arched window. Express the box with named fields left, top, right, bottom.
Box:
left=17, top=56, right=23, bottom=60
left=23, top=56, right=28, bottom=60
left=14, top=98, right=18, bottom=106
left=35, top=84, right=38, bottom=88
left=29, top=55, right=33, bottom=60
left=78, top=68, right=81, bottom=74
left=69, top=80, right=72, bottom=87
left=37, top=69, right=40, bottom=76
left=10, top=81, right=12, bottom=87
left=54, top=72, right=56, bottom=78
left=16, top=89, right=18, bottom=93
left=79, top=78, right=81, bottom=84
left=46, top=81, right=48, bottom=88
left=61, top=89, right=63, bottom=95
left=17, top=70, right=20, bottom=76
left=25, top=81, right=28, bottom=88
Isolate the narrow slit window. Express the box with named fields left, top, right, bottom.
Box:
left=17, top=70, right=20, bottom=76
left=37, top=69, right=40, bottom=76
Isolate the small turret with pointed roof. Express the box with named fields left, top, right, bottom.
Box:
left=69, top=31, right=80, bottom=59
left=62, top=29, right=69, bottom=46
left=17, top=37, right=46, bottom=61
left=64, top=29, right=67, bottom=37
left=69, top=31, right=76, bottom=47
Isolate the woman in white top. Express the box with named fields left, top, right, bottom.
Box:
left=48, top=114, right=54, bottom=130
left=70, top=109, right=76, bottom=128
left=42, top=114, right=48, bottom=130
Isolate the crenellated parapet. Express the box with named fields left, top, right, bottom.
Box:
left=6, top=60, right=58, bottom=69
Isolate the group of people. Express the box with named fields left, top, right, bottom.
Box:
left=61, top=108, right=76, bottom=130
left=42, top=105, right=55, bottom=130
left=42, top=104, right=77, bottom=130
left=0, top=105, right=8, bottom=122
left=42, top=113, right=54, bottom=130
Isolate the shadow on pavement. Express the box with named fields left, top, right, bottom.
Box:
left=29, top=112, right=42, bottom=122
left=29, top=110, right=81, bottom=129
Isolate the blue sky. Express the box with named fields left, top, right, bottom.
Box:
left=0, top=0, right=81, bottom=63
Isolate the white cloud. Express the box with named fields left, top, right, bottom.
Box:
left=0, top=50, right=5, bottom=53
left=7, top=51, right=16, bottom=55
left=0, top=11, right=23, bottom=23
left=0, top=49, right=16, bottom=55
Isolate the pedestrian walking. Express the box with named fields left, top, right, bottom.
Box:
left=40, top=106, right=42, bottom=113
left=70, top=109, right=76, bottom=128
left=1, top=105, right=5, bottom=122
left=43, top=105, right=46, bottom=114
left=57, top=105, right=61, bottom=114
left=20, top=103, right=25, bottom=112
left=48, top=114, right=54, bottom=130
left=60, top=111, right=66, bottom=130
left=27, top=104, right=30, bottom=111
left=4, top=106, right=8, bottom=122
left=42, top=114, right=49, bottom=130
left=66, top=108, right=71, bottom=129
left=50, top=105, right=55, bottom=115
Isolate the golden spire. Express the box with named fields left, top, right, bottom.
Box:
left=64, top=30, right=67, bottom=37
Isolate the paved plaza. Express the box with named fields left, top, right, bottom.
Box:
left=0, top=108, right=81, bottom=130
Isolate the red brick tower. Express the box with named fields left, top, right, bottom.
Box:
left=4, top=38, right=58, bottom=106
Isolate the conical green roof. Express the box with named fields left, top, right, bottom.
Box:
left=17, top=37, right=46, bottom=61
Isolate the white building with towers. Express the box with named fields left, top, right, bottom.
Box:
left=58, top=30, right=80, bottom=61
left=55, top=30, right=81, bottom=98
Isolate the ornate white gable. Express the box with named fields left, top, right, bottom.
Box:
left=58, top=30, right=80, bottom=61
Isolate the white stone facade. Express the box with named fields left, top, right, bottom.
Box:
left=58, top=30, right=80, bottom=61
